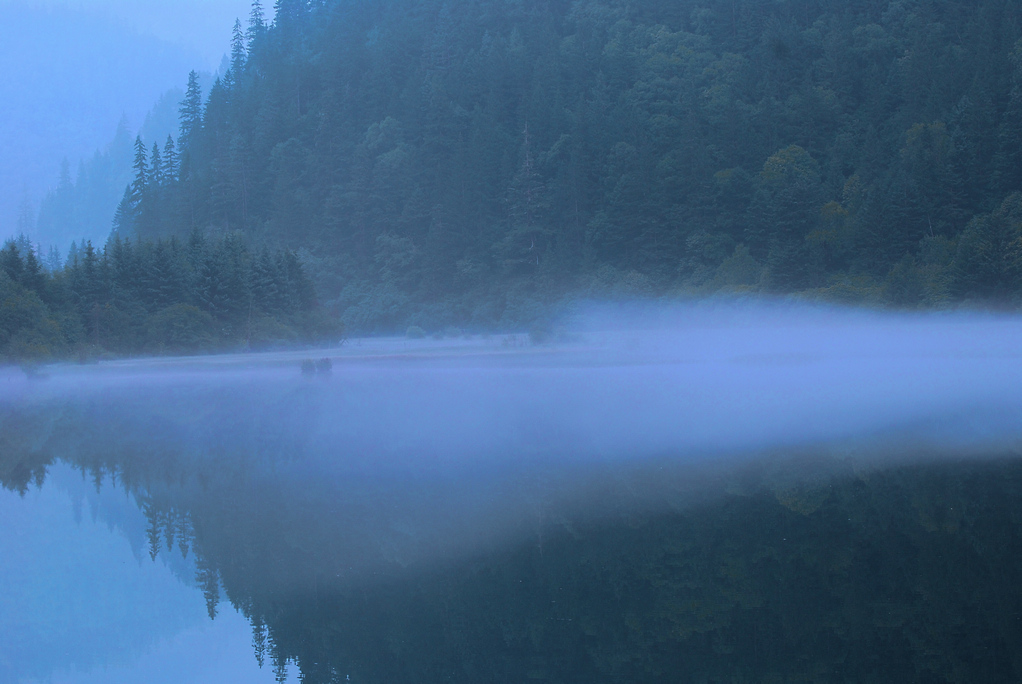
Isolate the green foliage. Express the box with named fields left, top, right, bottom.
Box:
left=0, top=267, right=65, bottom=361
left=99, top=0, right=1022, bottom=328
left=147, top=304, right=217, bottom=352
left=0, top=233, right=333, bottom=360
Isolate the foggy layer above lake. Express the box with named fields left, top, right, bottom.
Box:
left=4, top=301, right=1022, bottom=576
left=5, top=301, right=1022, bottom=460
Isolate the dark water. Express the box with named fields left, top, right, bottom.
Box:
left=4, top=305, right=1022, bottom=683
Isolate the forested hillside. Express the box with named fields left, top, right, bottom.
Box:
left=32, top=89, right=186, bottom=250
left=107, top=0, right=1022, bottom=331
left=0, top=3, right=199, bottom=239
left=0, top=235, right=333, bottom=360
left=7, top=0, right=1022, bottom=357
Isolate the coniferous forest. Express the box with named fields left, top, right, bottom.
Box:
left=0, top=234, right=332, bottom=359
left=8, top=0, right=1022, bottom=358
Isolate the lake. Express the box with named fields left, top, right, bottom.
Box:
left=3, top=303, right=1022, bottom=682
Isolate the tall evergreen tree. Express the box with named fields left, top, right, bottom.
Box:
left=179, top=71, right=204, bottom=153
left=150, top=143, right=165, bottom=187
left=163, top=135, right=180, bottom=182
left=247, top=0, right=266, bottom=47
left=130, top=137, right=149, bottom=207
left=230, top=19, right=247, bottom=80
left=113, top=186, right=135, bottom=236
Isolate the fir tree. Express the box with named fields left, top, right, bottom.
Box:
left=230, top=19, right=247, bottom=81
left=131, top=136, right=149, bottom=202
left=163, top=135, right=179, bottom=182
left=22, top=245, right=45, bottom=295
left=150, top=143, right=164, bottom=187
left=247, top=0, right=266, bottom=48
left=0, top=241, right=23, bottom=284
left=273, top=0, right=307, bottom=30
left=45, top=246, right=62, bottom=273
left=66, top=241, right=79, bottom=268
left=179, top=72, right=204, bottom=152
left=113, top=186, right=134, bottom=236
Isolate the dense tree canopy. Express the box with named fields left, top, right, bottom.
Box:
left=10, top=0, right=1022, bottom=353
left=108, top=0, right=1022, bottom=333
left=0, top=233, right=333, bottom=361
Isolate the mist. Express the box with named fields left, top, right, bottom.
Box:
left=0, top=0, right=250, bottom=242
left=4, top=0, right=257, bottom=66
left=6, top=301, right=1022, bottom=576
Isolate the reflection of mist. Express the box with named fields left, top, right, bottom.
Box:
left=6, top=301, right=1022, bottom=577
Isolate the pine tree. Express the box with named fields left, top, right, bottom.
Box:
left=113, top=186, right=134, bottom=236
left=0, top=241, right=23, bottom=284
left=131, top=136, right=149, bottom=202
left=126, top=137, right=150, bottom=236
left=163, top=135, right=179, bottom=182
left=273, top=0, right=307, bottom=30
left=502, top=123, right=548, bottom=269
left=150, top=143, right=164, bottom=187
left=247, top=0, right=266, bottom=47
left=179, top=71, right=204, bottom=152
left=22, top=244, right=45, bottom=295
left=250, top=250, right=281, bottom=313
left=230, top=19, right=247, bottom=81
left=66, top=241, right=79, bottom=268
left=109, top=234, right=136, bottom=297
left=45, top=246, right=62, bottom=273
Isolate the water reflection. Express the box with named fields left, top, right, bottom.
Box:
left=5, top=308, right=1022, bottom=682
left=5, top=415, right=1022, bottom=681
left=0, top=465, right=292, bottom=684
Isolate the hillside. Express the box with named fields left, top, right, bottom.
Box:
left=7, top=0, right=1022, bottom=359
left=0, top=3, right=199, bottom=242
left=111, top=0, right=1022, bottom=332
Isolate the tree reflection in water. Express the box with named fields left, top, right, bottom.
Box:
left=6, top=316, right=1022, bottom=683
left=4, top=398, right=1022, bottom=683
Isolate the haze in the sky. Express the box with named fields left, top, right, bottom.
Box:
left=0, top=0, right=251, bottom=244
left=7, top=0, right=253, bottom=67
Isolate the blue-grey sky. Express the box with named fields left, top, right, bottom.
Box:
left=3, top=0, right=253, bottom=68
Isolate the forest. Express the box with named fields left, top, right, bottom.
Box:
left=8, top=0, right=1022, bottom=358
left=0, top=233, right=333, bottom=359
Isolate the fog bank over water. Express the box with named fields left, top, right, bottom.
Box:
left=5, top=301, right=1022, bottom=574
left=7, top=301, right=1022, bottom=459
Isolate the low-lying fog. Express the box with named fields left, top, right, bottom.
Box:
left=7, top=301, right=1022, bottom=456
left=4, top=300, right=1022, bottom=574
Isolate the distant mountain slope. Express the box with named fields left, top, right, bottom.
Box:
left=30, top=88, right=191, bottom=254
left=123, top=0, right=1022, bottom=330
left=0, top=3, right=201, bottom=243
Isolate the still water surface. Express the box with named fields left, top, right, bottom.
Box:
left=4, top=305, right=1022, bottom=682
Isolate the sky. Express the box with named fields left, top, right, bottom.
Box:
left=0, top=0, right=253, bottom=242
left=2, top=0, right=253, bottom=68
